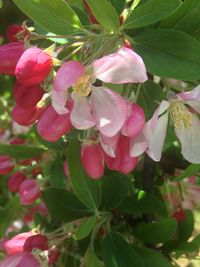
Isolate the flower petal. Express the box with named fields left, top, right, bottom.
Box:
left=70, top=92, right=95, bottom=129
left=93, top=46, right=147, bottom=84
left=143, top=101, right=169, bottom=161
left=99, top=132, right=120, bottom=157
left=175, top=115, right=200, bottom=163
left=91, top=86, right=127, bottom=137
left=51, top=61, right=84, bottom=114
left=130, top=133, right=148, bottom=157
left=178, top=84, right=200, bottom=101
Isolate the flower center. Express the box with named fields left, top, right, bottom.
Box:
left=170, top=101, right=192, bottom=129
left=73, top=72, right=93, bottom=97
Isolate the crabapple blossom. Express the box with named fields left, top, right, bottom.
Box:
left=6, top=24, right=25, bottom=42
left=0, top=42, right=25, bottom=75
left=52, top=46, right=147, bottom=137
left=19, top=179, right=41, bottom=205
left=0, top=155, right=14, bottom=175
left=7, top=171, right=26, bottom=192
left=81, top=142, right=104, bottom=179
left=15, top=47, right=53, bottom=86
left=37, top=104, right=72, bottom=142
left=0, top=252, right=40, bottom=267
left=131, top=85, right=200, bottom=163
left=23, top=234, right=48, bottom=252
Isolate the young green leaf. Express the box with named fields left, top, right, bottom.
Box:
left=134, top=29, right=200, bottom=81
left=85, top=0, right=120, bottom=31
left=177, top=210, right=194, bottom=242
left=13, top=0, right=82, bottom=35
left=134, top=218, right=177, bottom=244
left=124, top=0, right=180, bottom=29
left=74, top=215, right=96, bottom=240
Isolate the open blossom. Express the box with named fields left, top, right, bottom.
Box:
left=132, top=85, right=200, bottom=163
left=52, top=46, right=147, bottom=137
left=0, top=252, right=40, bottom=267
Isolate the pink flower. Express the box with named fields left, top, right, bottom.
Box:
left=12, top=103, right=44, bottom=126
left=122, top=102, right=145, bottom=138
left=13, top=82, right=44, bottom=109
left=0, top=252, right=40, bottom=267
left=52, top=46, right=147, bottom=137
left=8, top=171, right=26, bottom=192
left=104, top=135, right=138, bottom=174
left=0, top=42, right=25, bottom=75
left=23, top=234, right=48, bottom=252
left=37, top=105, right=72, bottom=142
left=19, top=179, right=41, bottom=205
left=3, top=232, right=34, bottom=255
left=81, top=143, right=104, bottom=179
left=0, top=155, right=14, bottom=175
left=136, top=85, right=200, bottom=163
left=15, top=47, right=53, bottom=86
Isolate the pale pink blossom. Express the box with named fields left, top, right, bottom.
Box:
left=52, top=46, right=147, bottom=137
left=133, top=85, right=200, bottom=163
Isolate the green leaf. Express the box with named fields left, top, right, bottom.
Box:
left=0, top=143, right=46, bottom=159
left=192, top=234, right=200, bottom=248
left=68, top=139, right=101, bottom=210
left=85, top=250, right=104, bottom=267
left=134, top=29, right=200, bottom=81
left=174, top=163, right=200, bottom=181
left=134, top=246, right=172, bottom=267
left=109, top=0, right=126, bottom=15
left=137, top=80, right=165, bottom=120
left=177, top=210, right=194, bottom=242
left=101, top=173, right=130, bottom=210
left=42, top=188, right=89, bottom=222
left=134, top=218, right=177, bottom=244
left=102, top=233, right=144, bottom=267
left=119, top=191, right=164, bottom=214
left=13, top=0, right=82, bottom=35
left=85, top=0, right=120, bottom=31
left=44, top=156, right=67, bottom=189
left=160, top=0, right=200, bottom=35
left=0, top=196, right=20, bottom=238
left=74, top=216, right=96, bottom=240
left=124, top=0, right=180, bottom=29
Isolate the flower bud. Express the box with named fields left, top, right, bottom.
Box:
left=7, top=171, right=26, bottom=192
left=122, top=103, right=145, bottom=138
left=172, top=209, right=185, bottom=222
left=12, top=104, right=44, bottom=126
left=13, top=82, right=44, bottom=109
left=6, top=24, right=25, bottom=42
left=23, top=234, right=48, bottom=252
left=10, top=137, right=25, bottom=145
left=48, top=249, right=60, bottom=265
left=0, top=42, right=25, bottom=75
left=37, top=105, right=72, bottom=142
left=3, top=232, right=34, bottom=255
left=15, top=47, right=53, bottom=86
left=0, top=155, right=14, bottom=175
left=19, top=179, right=40, bottom=205
left=81, top=143, right=104, bottom=179
left=105, top=136, right=138, bottom=174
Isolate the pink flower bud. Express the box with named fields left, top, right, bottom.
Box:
left=0, top=252, right=40, bottom=267
left=15, top=47, right=53, bottom=86
left=37, top=105, right=72, bottom=142
left=19, top=179, right=40, bottom=205
left=24, top=234, right=48, bottom=252
left=122, top=103, right=145, bottom=138
left=105, top=136, right=138, bottom=174
left=12, top=104, right=44, bottom=126
left=6, top=24, right=25, bottom=42
left=48, top=249, right=60, bottom=264
left=0, top=155, right=14, bottom=175
left=81, top=143, right=104, bottom=179
left=13, top=82, right=44, bottom=109
left=0, top=42, right=25, bottom=75
left=8, top=171, right=26, bottom=192
left=172, top=209, right=185, bottom=222
left=10, top=137, right=25, bottom=145
left=3, top=232, right=34, bottom=255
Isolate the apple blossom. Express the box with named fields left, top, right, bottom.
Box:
left=52, top=46, right=147, bottom=137
left=19, top=179, right=41, bottom=205
left=8, top=171, right=26, bottom=192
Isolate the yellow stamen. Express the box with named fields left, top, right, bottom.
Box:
left=170, top=101, right=192, bottom=129
left=73, top=73, right=92, bottom=97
